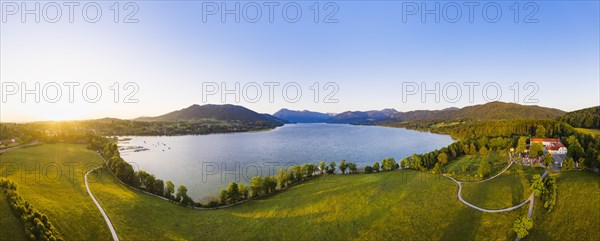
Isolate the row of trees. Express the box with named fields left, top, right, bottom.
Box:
left=399, top=136, right=512, bottom=175
left=0, top=179, right=63, bottom=241
left=530, top=174, right=557, bottom=212
left=365, top=158, right=400, bottom=173
left=218, top=160, right=368, bottom=207
left=101, top=143, right=194, bottom=206
left=102, top=140, right=388, bottom=208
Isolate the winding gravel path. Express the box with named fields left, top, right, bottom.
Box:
left=443, top=162, right=549, bottom=213
left=85, top=167, right=120, bottom=241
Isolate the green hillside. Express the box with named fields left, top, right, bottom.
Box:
left=135, top=104, right=286, bottom=125
left=391, top=101, right=565, bottom=122
left=559, top=106, right=600, bottom=129
left=89, top=168, right=526, bottom=240
left=0, top=144, right=111, bottom=240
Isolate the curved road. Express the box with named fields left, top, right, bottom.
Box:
left=85, top=167, right=120, bottom=241
left=443, top=162, right=549, bottom=213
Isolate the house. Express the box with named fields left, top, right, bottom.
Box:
left=530, top=138, right=568, bottom=155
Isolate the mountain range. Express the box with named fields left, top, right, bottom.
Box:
left=272, top=109, right=333, bottom=123
left=133, top=101, right=567, bottom=125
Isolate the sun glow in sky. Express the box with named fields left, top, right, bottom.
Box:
left=1, top=1, right=599, bottom=122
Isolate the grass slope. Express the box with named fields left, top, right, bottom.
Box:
left=0, top=144, right=111, bottom=240
left=90, top=168, right=527, bottom=241
left=0, top=191, right=27, bottom=241
left=529, top=171, right=600, bottom=240
left=461, top=165, right=545, bottom=209
left=445, top=151, right=511, bottom=182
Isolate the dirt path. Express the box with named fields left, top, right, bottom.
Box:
left=85, top=167, right=120, bottom=241
left=443, top=162, right=549, bottom=213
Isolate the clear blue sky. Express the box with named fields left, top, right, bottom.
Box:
left=1, top=1, right=599, bottom=121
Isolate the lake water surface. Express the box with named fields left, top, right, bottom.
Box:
left=118, top=123, right=454, bottom=200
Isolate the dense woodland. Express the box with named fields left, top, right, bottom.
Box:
left=381, top=118, right=600, bottom=169
left=559, top=106, right=600, bottom=129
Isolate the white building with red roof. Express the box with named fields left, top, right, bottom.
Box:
left=530, top=138, right=568, bottom=155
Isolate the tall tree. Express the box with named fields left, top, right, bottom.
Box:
left=165, top=180, right=175, bottom=199
left=276, top=168, right=289, bottom=188
left=227, top=182, right=240, bottom=204
left=567, top=135, right=585, bottom=160
left=175, top=185, right=192, bottom=205
left=543, top=154, right=554, bottom=168
left=250, top=176, right=263, bottom=197
left=326, top=162, right=336, bottom=174
left=530, top=174, right=545, bottom=196
left=529, top=142, right=545, bottom=158
left=516, top=136, right=528, bottom=154
left=372, top=162, right=380, bottom=172
left=437, top=153, right=448, bottom=165
left=562, top=157, right=575, bottom=170
left=339, top=160, right=348, bottom=174
left=513, top=216, right=534, bottom=239
left=535, top=125, right=547, bottom=137
left=347, top=163, right=357, bottom=174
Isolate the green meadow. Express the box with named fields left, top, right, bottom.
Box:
left=528, top=171, right=600, bottom=240
left=2, top=143, right=599, bottom=241
left=461, top=165, right=545, bottom=209
left=445, top=151, right=510, bottom=182
left=0, top=144, right=111, bottom=240
left=89, top=167, right=525, bottom=241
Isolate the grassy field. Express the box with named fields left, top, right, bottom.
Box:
left=445, top=151, right=511, bottom=182
left=0, top=144, right=111, bottom=240
left=5, top=143, right=598, bottom=241
left=575, top=128, right=600, bottom=137
left=90, top=167, right=527, bottom=241
left=528, top=171, right=600, bottom=240
left=0, top=191, right=27, bottom=241
left=460, top=165, right=545, bottom=209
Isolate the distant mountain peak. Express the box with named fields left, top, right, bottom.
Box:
left=273, top=108, right=332, bottom=123
left=135, top=104, right=286, bottom=125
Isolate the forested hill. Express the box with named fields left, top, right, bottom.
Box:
left=559, top=106, right=600, bottom=129
left=135, top=104, right=287, bottom=125
left=391, top=101, right=565, bottom=122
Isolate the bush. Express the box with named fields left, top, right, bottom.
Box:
left=0, top=179, right=64, bottom=241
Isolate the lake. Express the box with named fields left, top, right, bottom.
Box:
left=118, top=123, right=454, bottom=201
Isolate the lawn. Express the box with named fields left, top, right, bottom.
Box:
left=0, top=190, right=27, bottom=241
left=90, top=167, right=527, bottom=241
left=460, top=165, right=545, bottom=209
left=528, top=171, right=600, bottom=240
left=575, top=128, right=600, bottom=137
left=0, top=144, right=111, bottom=240
left=445, top=151, right=511, bottom=182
